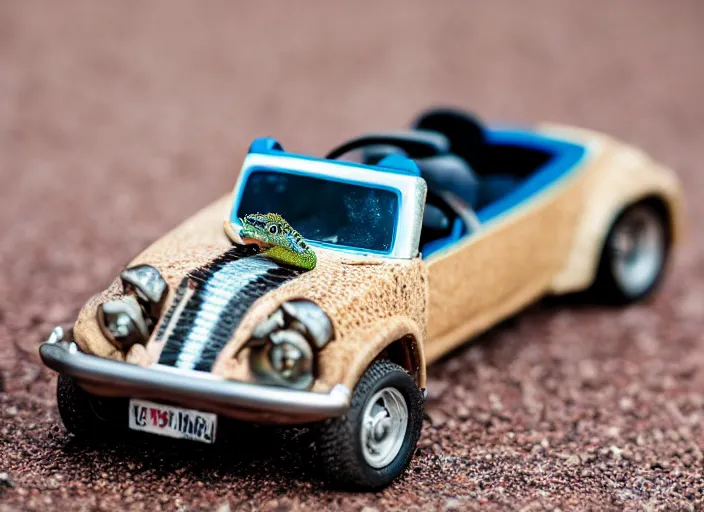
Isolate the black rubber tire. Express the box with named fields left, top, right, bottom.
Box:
left=57, top=374, right=127, bottom=438
left=316, top=360, right=424, bottom=490
left=590, top=201, right=671, bottom=305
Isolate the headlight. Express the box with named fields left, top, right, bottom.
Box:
left=97, top=294, right=150, bottom=349
left=245, top=300, right=334, bottom=390
left=249, top=329, right=314, bottom=390
left=119, top=264, right=167, bottom=317
left=97, top=265, right=168, bottom=351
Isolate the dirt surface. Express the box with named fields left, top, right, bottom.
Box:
left=1, top=1, right=703, bottom=510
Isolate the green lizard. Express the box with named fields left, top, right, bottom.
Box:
left=239, top=212, right=317, bottom=270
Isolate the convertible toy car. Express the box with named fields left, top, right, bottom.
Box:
left=40, top=108, right=683, bottom=489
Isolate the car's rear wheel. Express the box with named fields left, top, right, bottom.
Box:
left=316, top=360, right=424, bottom=490
left=591, top=201, right=671, bottom=304
left=57, top=374, right=127, bottom=438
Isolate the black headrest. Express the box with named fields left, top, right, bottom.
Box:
left=412, top=108, right=485, bottom=168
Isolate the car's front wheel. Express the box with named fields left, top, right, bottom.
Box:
left=592, top=200, right=671, bottom=304
left=57, top=374, right=127, bottom=438
left=316, top=360, right=424, bottom=490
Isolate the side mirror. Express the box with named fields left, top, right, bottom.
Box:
left=248, top=137, right=284, bottom=154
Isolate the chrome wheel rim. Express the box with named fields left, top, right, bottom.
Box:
left=360, top=387, right=408, bottom=469
left=610, top=206, right=665, bottom=298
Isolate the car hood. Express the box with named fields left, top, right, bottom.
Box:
left=72, top=196, right=426, bottom=386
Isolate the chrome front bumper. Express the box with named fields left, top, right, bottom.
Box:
left=40, top=328, right=350, bottom=423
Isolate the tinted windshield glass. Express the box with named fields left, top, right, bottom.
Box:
left=237, top=170, right=399, bottom=252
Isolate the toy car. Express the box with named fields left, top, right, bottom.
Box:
left=40, top=108, right=683, bottom=489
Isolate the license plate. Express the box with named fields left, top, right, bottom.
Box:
left=128, top=399, right=216, bottom=444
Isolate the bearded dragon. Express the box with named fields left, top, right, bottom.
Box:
left=239, top=212, right=317, bottom=270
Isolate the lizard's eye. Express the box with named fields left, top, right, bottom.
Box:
left=269, top=225, right=279, bottom=235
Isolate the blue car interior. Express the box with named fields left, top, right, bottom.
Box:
left=326, top=108, right=586, bottom=257
left=420, top=216, right=466, bottom=257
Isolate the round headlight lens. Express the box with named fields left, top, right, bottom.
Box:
left=249, top=329, right=314, bottom=390
left=245, top=299, right=334, bottom=390
left=97, top=295, right=150, bottom=350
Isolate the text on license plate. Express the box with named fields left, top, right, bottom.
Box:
left=128, top=399, right=216, bottom=444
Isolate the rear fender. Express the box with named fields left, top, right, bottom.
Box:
left=549, top=127, right=683, bottom=294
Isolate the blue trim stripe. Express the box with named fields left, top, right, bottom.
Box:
left=475, top=129, right=586, bottom=223
left=421, top=216, right=465, bottom=257
left=248, top=144, right=416, bottom=175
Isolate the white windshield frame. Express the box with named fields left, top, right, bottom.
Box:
left=228, top=153, right=427, bottom=259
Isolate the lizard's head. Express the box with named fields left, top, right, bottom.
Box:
left=240, top=213, right=316, bottom=270
left=240, top=212, right=302, bottom=251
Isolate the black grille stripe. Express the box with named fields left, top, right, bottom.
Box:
left=156, top=245, right=304, bottom=371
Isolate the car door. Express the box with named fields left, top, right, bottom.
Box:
left=423, top=170, right=589, bottom=363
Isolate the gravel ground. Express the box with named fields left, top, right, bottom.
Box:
left=1, top=1, right=703, bottom=510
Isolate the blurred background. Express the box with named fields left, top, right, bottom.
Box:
left=0, top=1, right=702, bottom=510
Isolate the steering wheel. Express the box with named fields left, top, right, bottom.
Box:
left=419, top=190, right=457, bottom=247
left=326, top=131, right=449, bottom=161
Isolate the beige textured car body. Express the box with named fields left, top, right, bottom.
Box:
left=72, top=124, right=683, bottom=413
left=72, top=198, right=429, bottom=396
left=422, top=124, right=683, bottom=362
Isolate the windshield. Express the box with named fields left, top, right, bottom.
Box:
left=236, top=169, right=400, bottom=252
